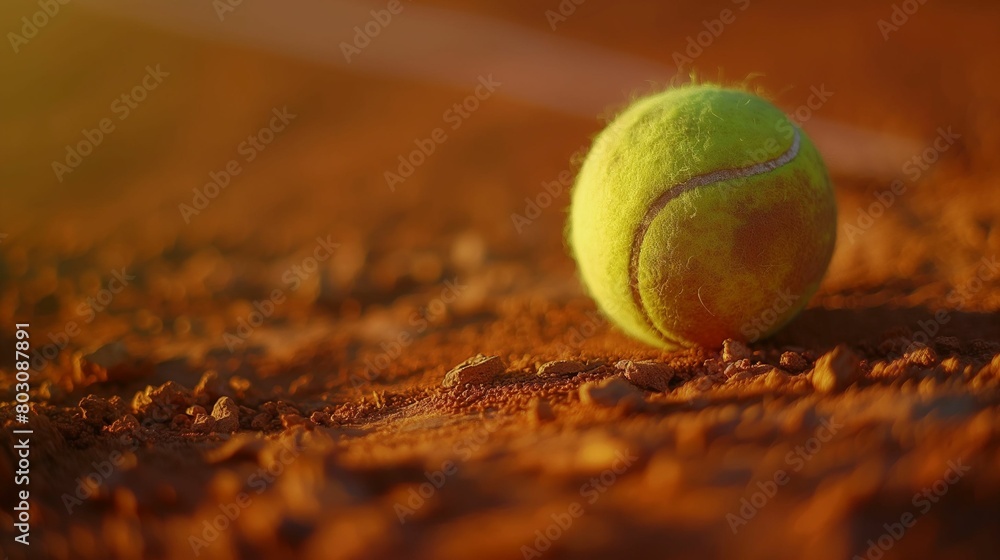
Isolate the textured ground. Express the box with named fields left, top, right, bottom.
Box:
left=1, top=0, right=1000, bottom=559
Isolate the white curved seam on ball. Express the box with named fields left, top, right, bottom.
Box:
left=627, top=127, right=803, bottom=345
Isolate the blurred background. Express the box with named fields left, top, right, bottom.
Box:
left=2, top=0, right=1000, bottom=559
left=2, top=0, right=999, bottom=332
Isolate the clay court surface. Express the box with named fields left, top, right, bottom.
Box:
left=2, top=0, right=1000, bottom=558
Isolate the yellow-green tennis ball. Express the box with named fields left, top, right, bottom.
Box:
left=568, top=84, right=837, bottom=349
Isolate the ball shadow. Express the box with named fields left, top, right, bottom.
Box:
left=769, top=305, right=1000, bottom=350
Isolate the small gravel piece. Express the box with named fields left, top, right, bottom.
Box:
left=192, top=414, right=216, bottom=433
left=723, top=359, right=753, bottom=378
left=211, top=396, right=240, bottom=433
left=580, top=377, right=645, bottom=411
left=722, top=339, right=753, bottom=362
left=779, top=352, right=808, bottom=372
left=186, top=405, right=207, bottom=417
left=79, top=395, right=118, bottom=426
left=108, top=414, right=141, bottom=436
left=811, top=345, right=862, bottom=393
left=934, top=336, right=961, bottom=355
left=537, top=360, right=586, bottom=377
left=615, top=360, right=677, bottom=392
left=442, top=354, right=506, bottom=387
left=905, top=345, right=939, bottom=368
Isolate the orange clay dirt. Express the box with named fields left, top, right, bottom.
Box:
left=1, top=1, right=1000, bottom=559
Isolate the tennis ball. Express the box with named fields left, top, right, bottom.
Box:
left=568, top=84, right=837, bottom=349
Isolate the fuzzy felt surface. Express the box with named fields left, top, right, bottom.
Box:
left=568, top=85, right=837, bottom=348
